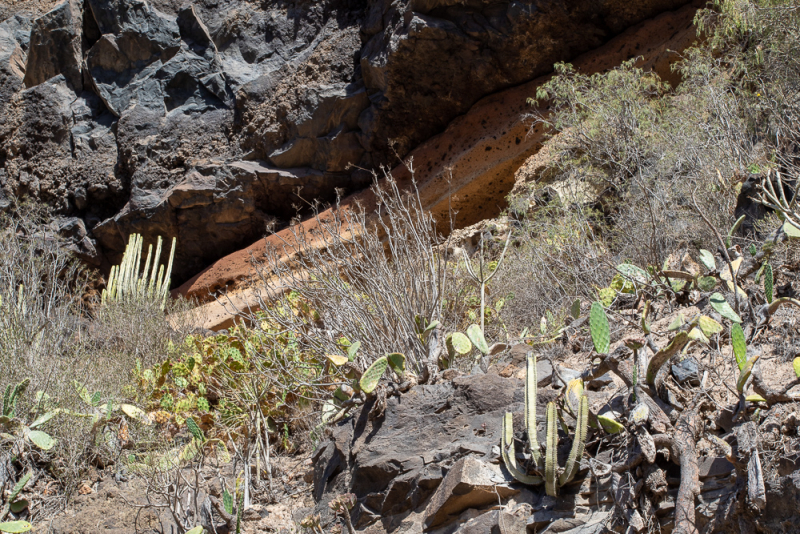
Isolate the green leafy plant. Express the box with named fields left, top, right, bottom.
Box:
left=589, top=302, right=610, bottom=354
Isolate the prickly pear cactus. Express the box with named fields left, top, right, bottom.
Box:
left=445, top=332, right=472, bottom=360
left=186, top=417, right=204, bottom=442
left=764, top=263, right=774, bottom=303
left=466, top=325, right=489, bottom=355
left=709, top=293, right=742, bottom=323
left=359, top=357, right=388, bottom=394
left=731, top=323, right=747, bottom=372
left=589, top=302, right=610, bottom=354
left=387, top=353, right=406, bottom=378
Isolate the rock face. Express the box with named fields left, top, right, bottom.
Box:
left=309, top=367, right=800, bottom=533
left=175, top=2, right=700, bottom=330
left=0, top=0, right=694, bottom=283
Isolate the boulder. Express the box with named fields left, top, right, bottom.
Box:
left=23, top=0, right=83, bottom=91
left=423, top=457, right=518, bottom=529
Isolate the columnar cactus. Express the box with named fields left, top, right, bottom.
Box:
left=500, top=352, right=589, bottom=495
left=101, top=233, right=176, bottom=310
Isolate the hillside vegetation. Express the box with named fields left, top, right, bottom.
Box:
left=3, top=0, right=800, bottom=532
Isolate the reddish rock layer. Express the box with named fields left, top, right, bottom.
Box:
left=176, top=2, right=702, bottom=330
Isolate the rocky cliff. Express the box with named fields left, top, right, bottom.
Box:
left=1, top=0, right=693, bottom=284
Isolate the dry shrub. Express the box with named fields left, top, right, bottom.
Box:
left=245, top=171, right=455, bottom=375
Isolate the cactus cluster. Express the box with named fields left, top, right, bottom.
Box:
left=323, top=349, right=408, bottom=423
left=101, top=233, right=176, bottom=310
left=501, top=353, right=589, bottom=496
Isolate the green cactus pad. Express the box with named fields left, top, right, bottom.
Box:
left=387, top=353, right=406, bottom=377
left=26, top=430, right=55, bottom=450
left=467, top=325, right=489, bottom=355
left=697, top=276, right=717, bottom=291
left=347, top=341, right=361, bottom=361
left=360, top=357, right=388, bottom=394
left=446, top=332, right=472, bottom=359
left=709, top=293, right=742, bottom=323
left=571, top=299, right=581, bottom=319
left=731, top=323, right=747, bottom=372
left=688, top=327, right=709, bottom=344
left=745, top=394, right=766, bottom=403
left=596, top=415, right=624, bottom=434
left=186, top=417, right=204, bottom=442
left=668, top=314, right=685, bottom=331
left=698, top=249, right=716, bottom=271
left=794, top=357, right=800, bottom=378
left=9, top=472, right=30, bottom=502
left=764, top=263, right=774, bottom=304
left=223, top=489, right=234, bottom=515
left=0, top=521, right=32, bottom=533
left=698, top=316, right=723, bottom=337
left=784, top=220, right=800, bottom=238
left=589, top=302, right=610, bottom=354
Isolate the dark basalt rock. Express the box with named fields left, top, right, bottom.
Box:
left=0, top=0, right=694, bottom=282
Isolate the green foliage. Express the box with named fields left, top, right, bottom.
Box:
left=360, top=357, right=388, bottom=395
left=387, top=353, right=406, bottom=378
left=466, top=324, right=489, bottom=356
left=764, top=263, right=774, bottom=303
left=698, top=250, right=716, bottom=272
left=186, top=417, right=204, bottom=442
left=445, top=332, right=472, bottom=364
left=709, top=293, right=742, bottom=323
left=0, top=521, right=32, bottom=533
left=731, top=323, right=747, bottom=371
left=570, top=299, right=581, bottom=319
left=589, top=302, right=610, bottom=354
left=223, top=488, right=234, bottom=515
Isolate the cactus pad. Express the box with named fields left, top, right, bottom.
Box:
left=387, top=353, right=406, bottom=377
left=731, top=323, right=746, bottom=372
left=565, top=379, right=584, bottom=418
left=596, top=414, right=624, bottom=434
left=698, top=316, right=723, bottom=337
left=359, top=357, right=388, bottom=394
left=326, top=354, right=349, bottom=367
left=186, top=417, right=204, bottom=442
left=646, top=332, right=689, bottom=385
left=571, top=299, right=581, bottom=319
left=467, top=325, right=489, bottom=355
left=697, top=276, right=717, bottom=291
left=589, top=302, right=610, bottom=354
left=764, top=263, right=774, bottom=303
left=698, top=249, right=716, bottom=271
left=794, top=357, right=800, bottom=378
left=709, top=293, right=742, bottom=323
left=446, top=332, right=472, bottom=359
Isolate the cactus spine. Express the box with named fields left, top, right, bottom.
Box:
left=500, top=352, right=588, bottom=495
